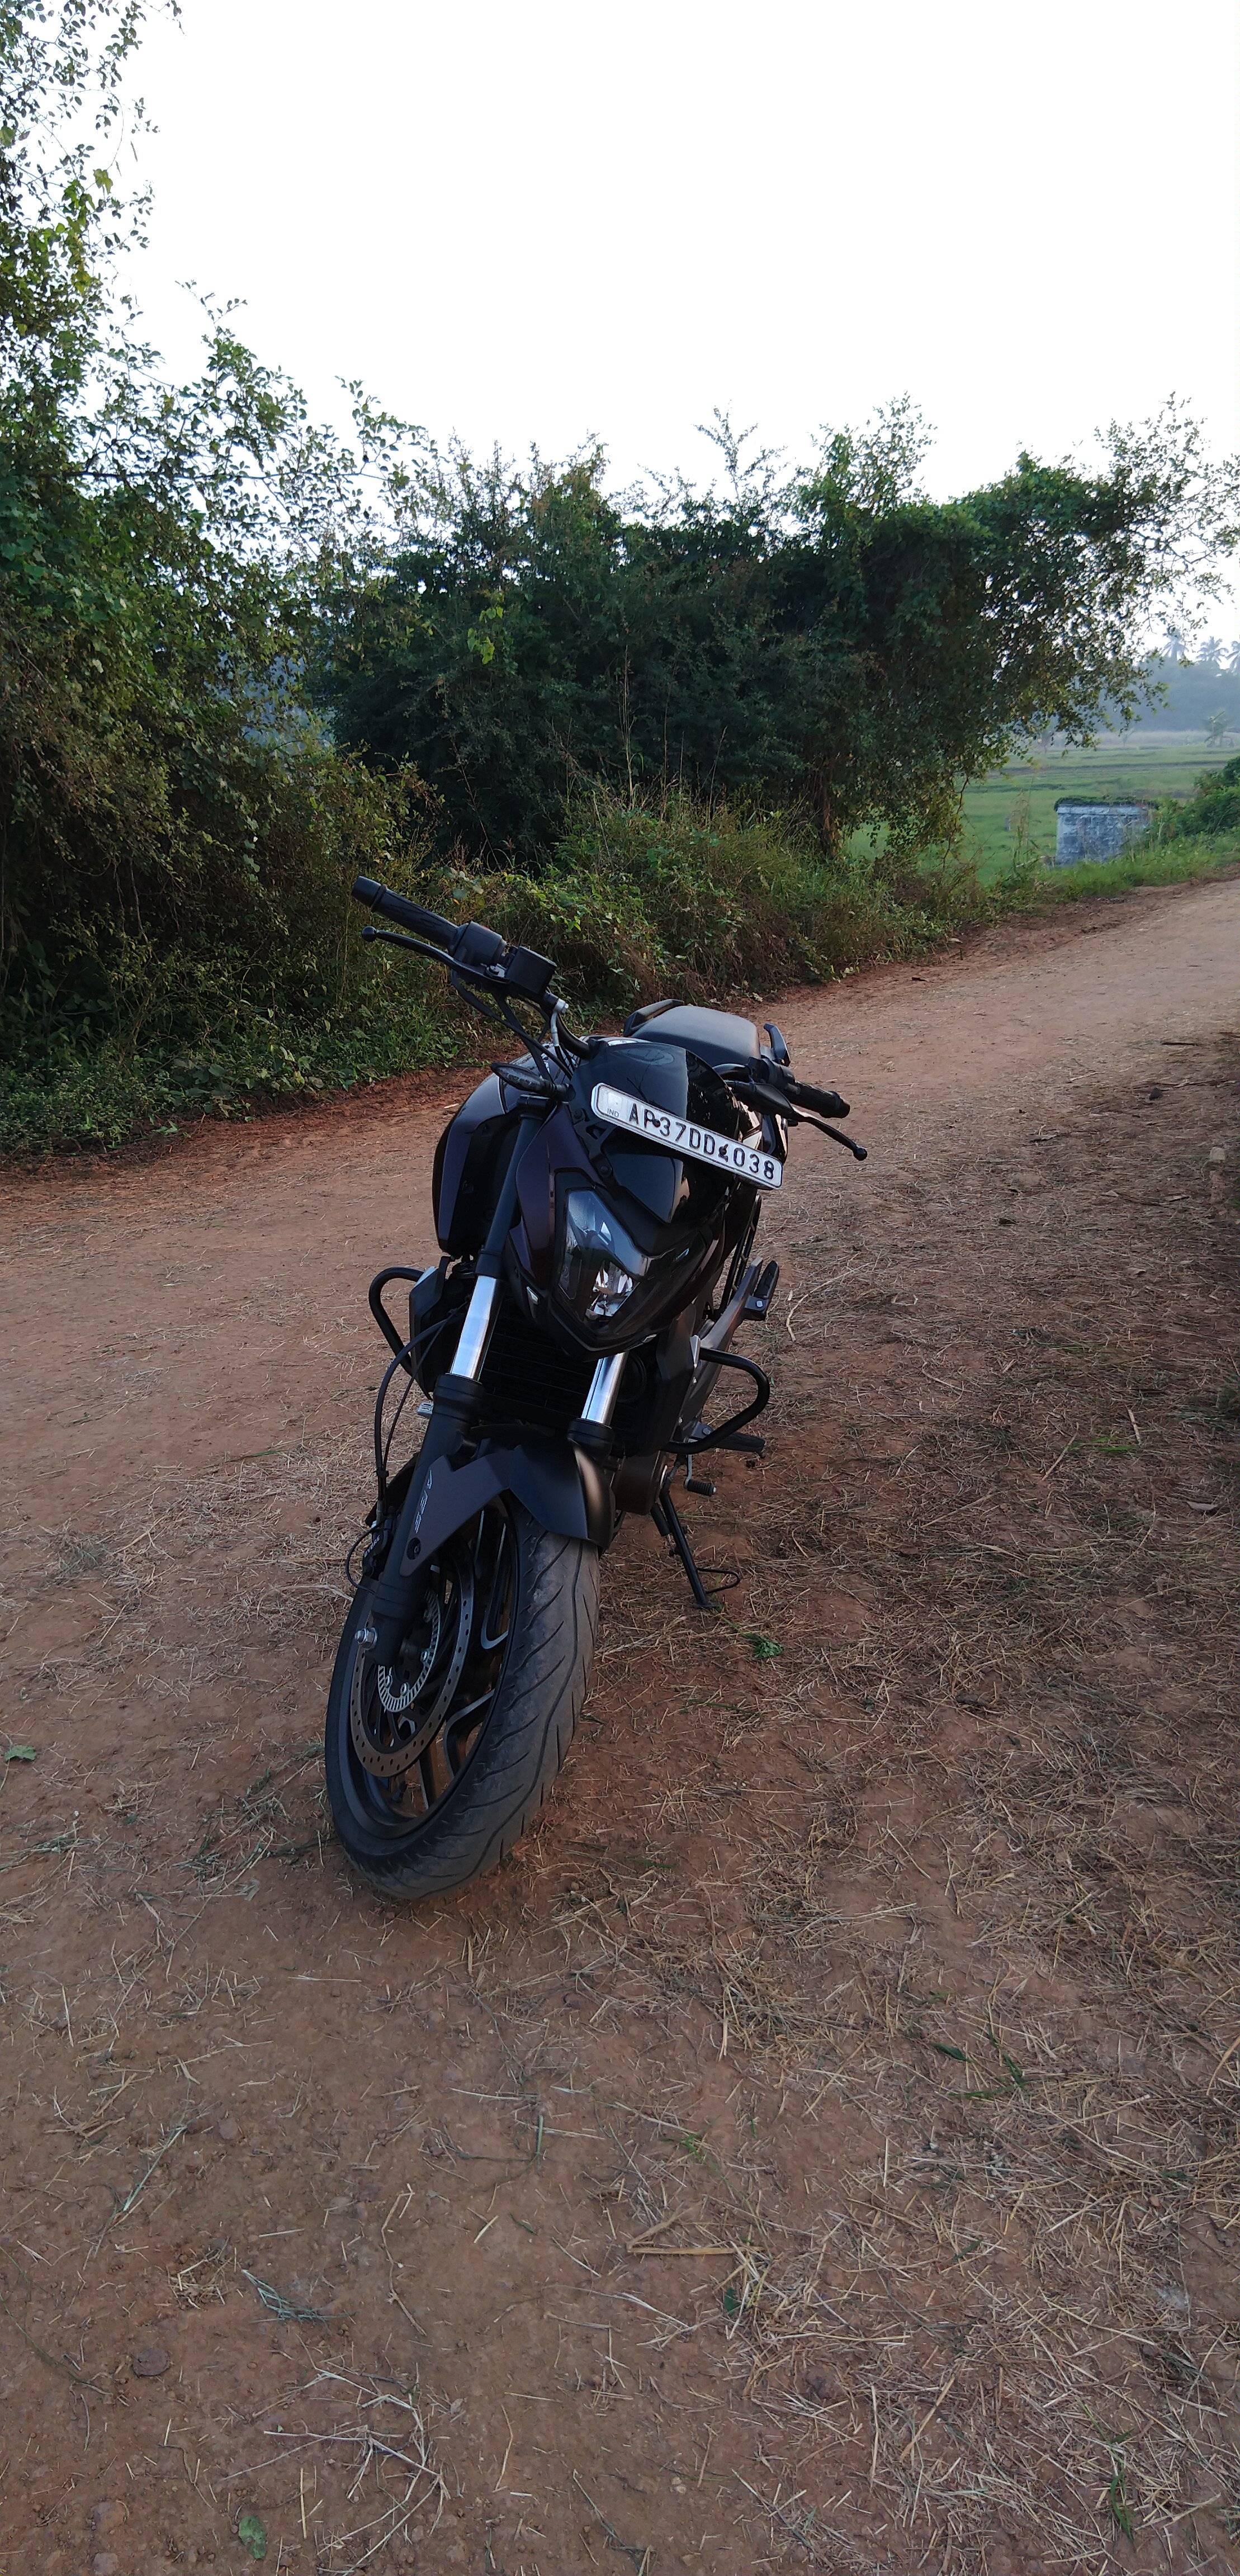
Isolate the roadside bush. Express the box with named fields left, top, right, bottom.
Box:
left=0, top=785, right=996, bottom=1152
left=441, top=792, right=990, bottom=1011
left=6, top=770, right=1236, bottom=1156
left=0, top=749, right=458, bottom=1150
left=1161, top=755, right=1240, bottom=837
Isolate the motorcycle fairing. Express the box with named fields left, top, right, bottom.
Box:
left=567, top=1038, right=692, bottom=1225
left=509, top=1057, right=695, bottom=1297
left=433, top=1073, right=525, bottom=1256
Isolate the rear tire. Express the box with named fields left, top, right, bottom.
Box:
left=325, top=1499, right=599, bottom=1900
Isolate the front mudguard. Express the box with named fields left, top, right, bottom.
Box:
left=513, top=1437, right=614, bottom=1552
left=394, top=1434, right=614, bottom=1569
left=367, top=1433, right=613, bottom=1660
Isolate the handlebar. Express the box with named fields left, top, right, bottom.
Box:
left=352, top=875, right=463, bottom=952
left=351, top=874, right=556, bottom=1002
left=351, top=881, right=860, bottom=1149
left=791, top=1079, right=850, bottom=1120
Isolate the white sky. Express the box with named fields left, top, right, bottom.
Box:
left=125, top=0, right=1239, bottom=529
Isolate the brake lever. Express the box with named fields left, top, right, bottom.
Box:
left=755, top=1090, right=868, bottom=1158
left=813, top=1119, right=868, bottom=1161
left=726, top=1071, right=866, bottom=1161
left=363, top=923, right=507, bottom=993
left=362, top=924, right=444, bottom=960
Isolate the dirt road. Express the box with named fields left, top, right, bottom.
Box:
left=1, top=879, right=1237, bottom=2575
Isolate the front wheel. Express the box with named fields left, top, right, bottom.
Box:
left=325, top=1497, right=599, bottom=1899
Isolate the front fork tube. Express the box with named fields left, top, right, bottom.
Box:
left=571, top=1352, right=627, bottom=1455
left=447, top=1271, right=500, bottom=1379
left=365, top=1123, right=537, bottom=1662
left=366, top=1279, right=499, bottom=1661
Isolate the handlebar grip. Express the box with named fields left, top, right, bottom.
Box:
left=794, top=1080, right=850, bottom=1120
left=352, top=874, right=460, bottom=951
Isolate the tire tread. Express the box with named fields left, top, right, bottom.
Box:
left=326, top=1510, right=599, bottom=1901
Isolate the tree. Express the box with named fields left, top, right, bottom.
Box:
left=320, top=403, right=1240, bottom=862
left=0, top=0, right=398, bottom=1049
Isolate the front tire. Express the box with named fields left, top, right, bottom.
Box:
left=325, top=1498, right=599, bottom=1899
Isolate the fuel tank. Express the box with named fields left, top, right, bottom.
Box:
left=628, top=1003, right=760, bottom=1068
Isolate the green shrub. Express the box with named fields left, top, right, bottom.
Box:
left=0, top=785, right=997, bottom=1152
left=6, top=780, right=1235, bottom=1156
left=441, top=791, right=991, bottom=1014
left=0, top=747, right=462, bottom=1150
left=1161, top=755, right=1240, bottom=839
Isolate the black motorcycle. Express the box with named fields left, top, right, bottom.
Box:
left=325, top=874, right=865, bottom=1897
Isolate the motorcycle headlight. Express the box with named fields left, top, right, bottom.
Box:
left=557, top=1190, right=649, bottom=1324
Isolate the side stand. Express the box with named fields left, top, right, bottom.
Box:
left=652, top=1489, right=737, bottom=1613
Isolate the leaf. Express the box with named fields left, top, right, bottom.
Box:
left=721, top=2284, right=741, bottom=2317
left=0, top=1746, right=37, bottom=1798
left=742, top=1631, right=783, bottom=1660
left=237, top=2512, right=268, bottom=2560
left=1105, top=2468, right=1135, bottom=2543
left=931, top=2042, right=967, bottom=2062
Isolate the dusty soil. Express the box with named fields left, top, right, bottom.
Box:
left=1, top=878, right=1237, bottom=2576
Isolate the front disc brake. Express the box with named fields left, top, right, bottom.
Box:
left=350, top=1552, right=475, bottom=1779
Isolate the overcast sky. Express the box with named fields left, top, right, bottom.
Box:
left=126, top=0, right=1238, bottom=536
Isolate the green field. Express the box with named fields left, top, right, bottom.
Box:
left=961, top=733, right=1236, bottom=882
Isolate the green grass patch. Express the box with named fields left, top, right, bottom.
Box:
left=961, top=735, right=1238, bottom=882
left=1002, top=831, right=1240, bottom=910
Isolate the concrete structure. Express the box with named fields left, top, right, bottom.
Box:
left=1054, top=799, right=1154, bottom=864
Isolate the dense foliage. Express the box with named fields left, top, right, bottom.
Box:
left=0, top=0, right=411, bottom=1076
left=321, top=410, right=1240, bottom=865
left=1, top=1, right=1237, bottom=1153
left=1162, top=753, right=1240, bottom=837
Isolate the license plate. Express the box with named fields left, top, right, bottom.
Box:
left=590, top=1083, right=783, bottom=1188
